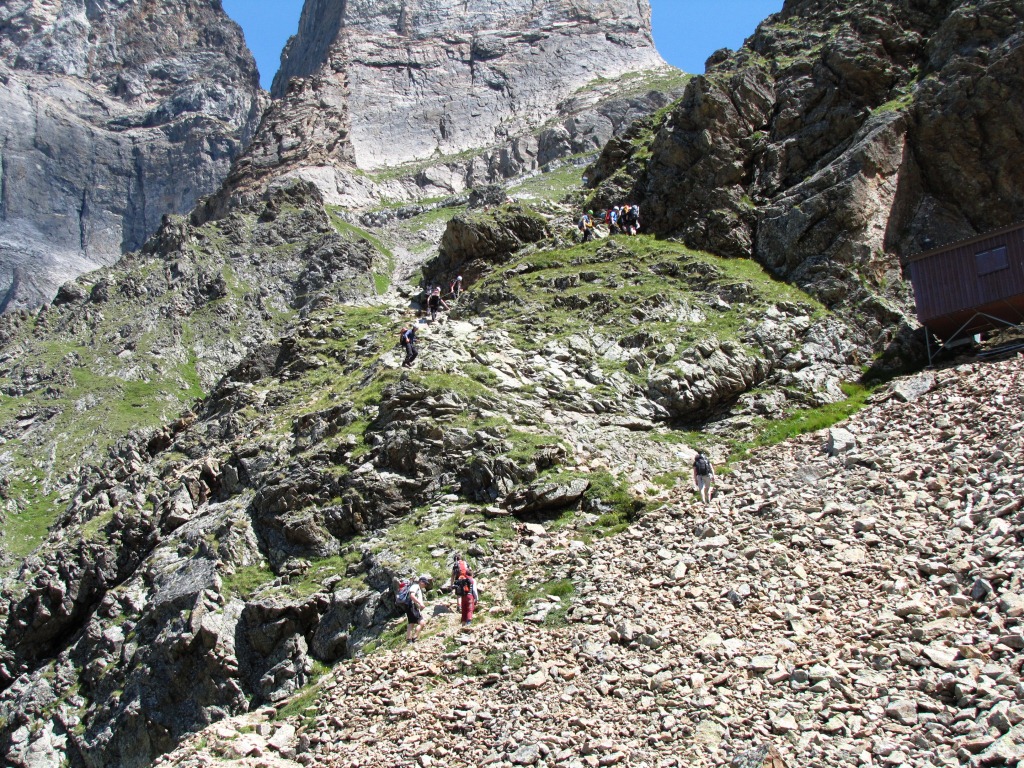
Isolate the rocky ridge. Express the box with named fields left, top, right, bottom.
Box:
left=0, top=0, right=265, bottom=312
left=586, top=0, right=1024, bottom=354
left=219, top=0, right=683, bottom=208
left=2, top=0, right=1023, bottom=764
left=0, top=193, right=885, bottom=766
left=0, top=182, right=385, bottom=561
left=154, top=352, right=1024, bottom=768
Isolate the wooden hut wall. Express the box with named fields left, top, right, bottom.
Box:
left=909, top=226, right=1024, bottom=325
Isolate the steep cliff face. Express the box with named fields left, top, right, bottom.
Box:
left=0, top=0, right=265, bottom=312
left=587, top=0, right=1024, bottom=353
left=224, top=0, right=676, bottom=205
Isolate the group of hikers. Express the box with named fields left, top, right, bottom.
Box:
left=578, top=203, right=641, bottom=242
left=393, top=452, right=715, bottom=643
left=398, top=275, right=465, bottom=368
left=396, top=553, right=479, bottom=642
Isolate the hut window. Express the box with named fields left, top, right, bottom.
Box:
left=977, top=246, right=1009, bottom=276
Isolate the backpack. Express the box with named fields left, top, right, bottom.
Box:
left=399, top=327, right=414, bottom=346
left=453, top=560, right=470, bottom=596
left=395, top=580, right=413, bottom=607
left=694, top=454, right=712, bottom=476
left=454, top=576, right=473, bottom=598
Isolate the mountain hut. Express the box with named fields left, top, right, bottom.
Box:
left=904, top=222, right=1024, bottom=360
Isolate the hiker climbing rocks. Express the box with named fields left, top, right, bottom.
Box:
left=607, top=205, right=621, bottom=235
left=397, top=574, right=431, bottom=642
left=449, top=275, right=464, bottom=299
left=621, top=204, right=639, bottom=235
left=400, top=323, right=418, bottom=368
left=693, top=451, right=716, bottom=503
left=427, top=287, right=449, bottom=322
left=578, top=210, right=596, bottom=243
left=450, top=554, right=478, bottom=626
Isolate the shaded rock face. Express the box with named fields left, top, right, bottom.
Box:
left=587, top=0, right=1024, bottom=349
left=225, top=0, right=673, bottom=205
left=0, top=0, right=265, bottom=312
left=431, top=205, right=551, bottom=285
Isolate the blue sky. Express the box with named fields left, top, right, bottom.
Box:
left=222, top=0, right=785, bottom=91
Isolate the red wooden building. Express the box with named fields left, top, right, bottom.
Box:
left=904, top=222, right=1024, bottom=350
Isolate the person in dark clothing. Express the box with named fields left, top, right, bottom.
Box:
left=400, top=324, right=418, bottom=368
left=426, top=287, right=450, bottom=322
left=692, top=451, right=716, bottom=503
left=620, top=204, right=639, bottom=235
left=449, top=275, right=464, bottom=300
left=578, top=210, right=596, bottom=243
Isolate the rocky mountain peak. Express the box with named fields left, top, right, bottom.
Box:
left=0, top=0, right=264, bottom=311
left=224, top=0, right=673, bottom=206
left=585, top=0, right=1023, bottom=360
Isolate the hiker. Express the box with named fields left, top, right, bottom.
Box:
left=450, top=554, right=478, bottom=626
left=607, top=205, right=621, bottom=235
left=449, top=275, right=464, bottom=299
left=399, top=575, right=431, bottom=642
left=578, top=210, right=596, bottom=243
left=692, top=451, right=716, bottom=503
left=621, top=204, right=639, bottom=235
left=426, top=287, right=449, bottom=322
left=400, top=323, right=418, bottom=368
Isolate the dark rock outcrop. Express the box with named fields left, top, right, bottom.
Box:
left=587, top=0, right=1024, bottom=355
left=430, top=205, right=552, bottom=285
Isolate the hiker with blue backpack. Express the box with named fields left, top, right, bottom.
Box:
left=396, top=574, right=431, bottom=642
left=399, top=323, right=418, bottom=368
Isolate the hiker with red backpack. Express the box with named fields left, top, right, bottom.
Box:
left=450, top=554, right=478, bottom=626
left=396, top=574, right=431, bottom=642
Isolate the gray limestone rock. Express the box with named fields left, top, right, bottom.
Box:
left=0, top=0, right=264, bottom=311
left=225, top=0, right=675, bottom=206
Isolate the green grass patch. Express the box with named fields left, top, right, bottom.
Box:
left=272, top=662, right=333, bottom=729
left=280, top=550, right=366, bottom=598
left=582, top=471, right=645, bottom=538
left=369, top=509, right=475, bottom=585
left=507, top=575, right=575, bottom=626
left=503, top=428, right=568, bottom=465
left=652, top=469, right=690, bottom=490
left=80, top=509, right=116, bottom=542
left=1, top=480, right=61, bottom=558
left=873, top=92, right=914, bottom=115
left=461, top=648, right=526, bottom=677
left=473, top=236, right=822, bottom=369
left=325, top=208, right=394, bottom=259
left=729, top=382, right=876, bottom=462
left=509, top=164, right=587, bottom=202
left=221, top=564, right=276, bottom=600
